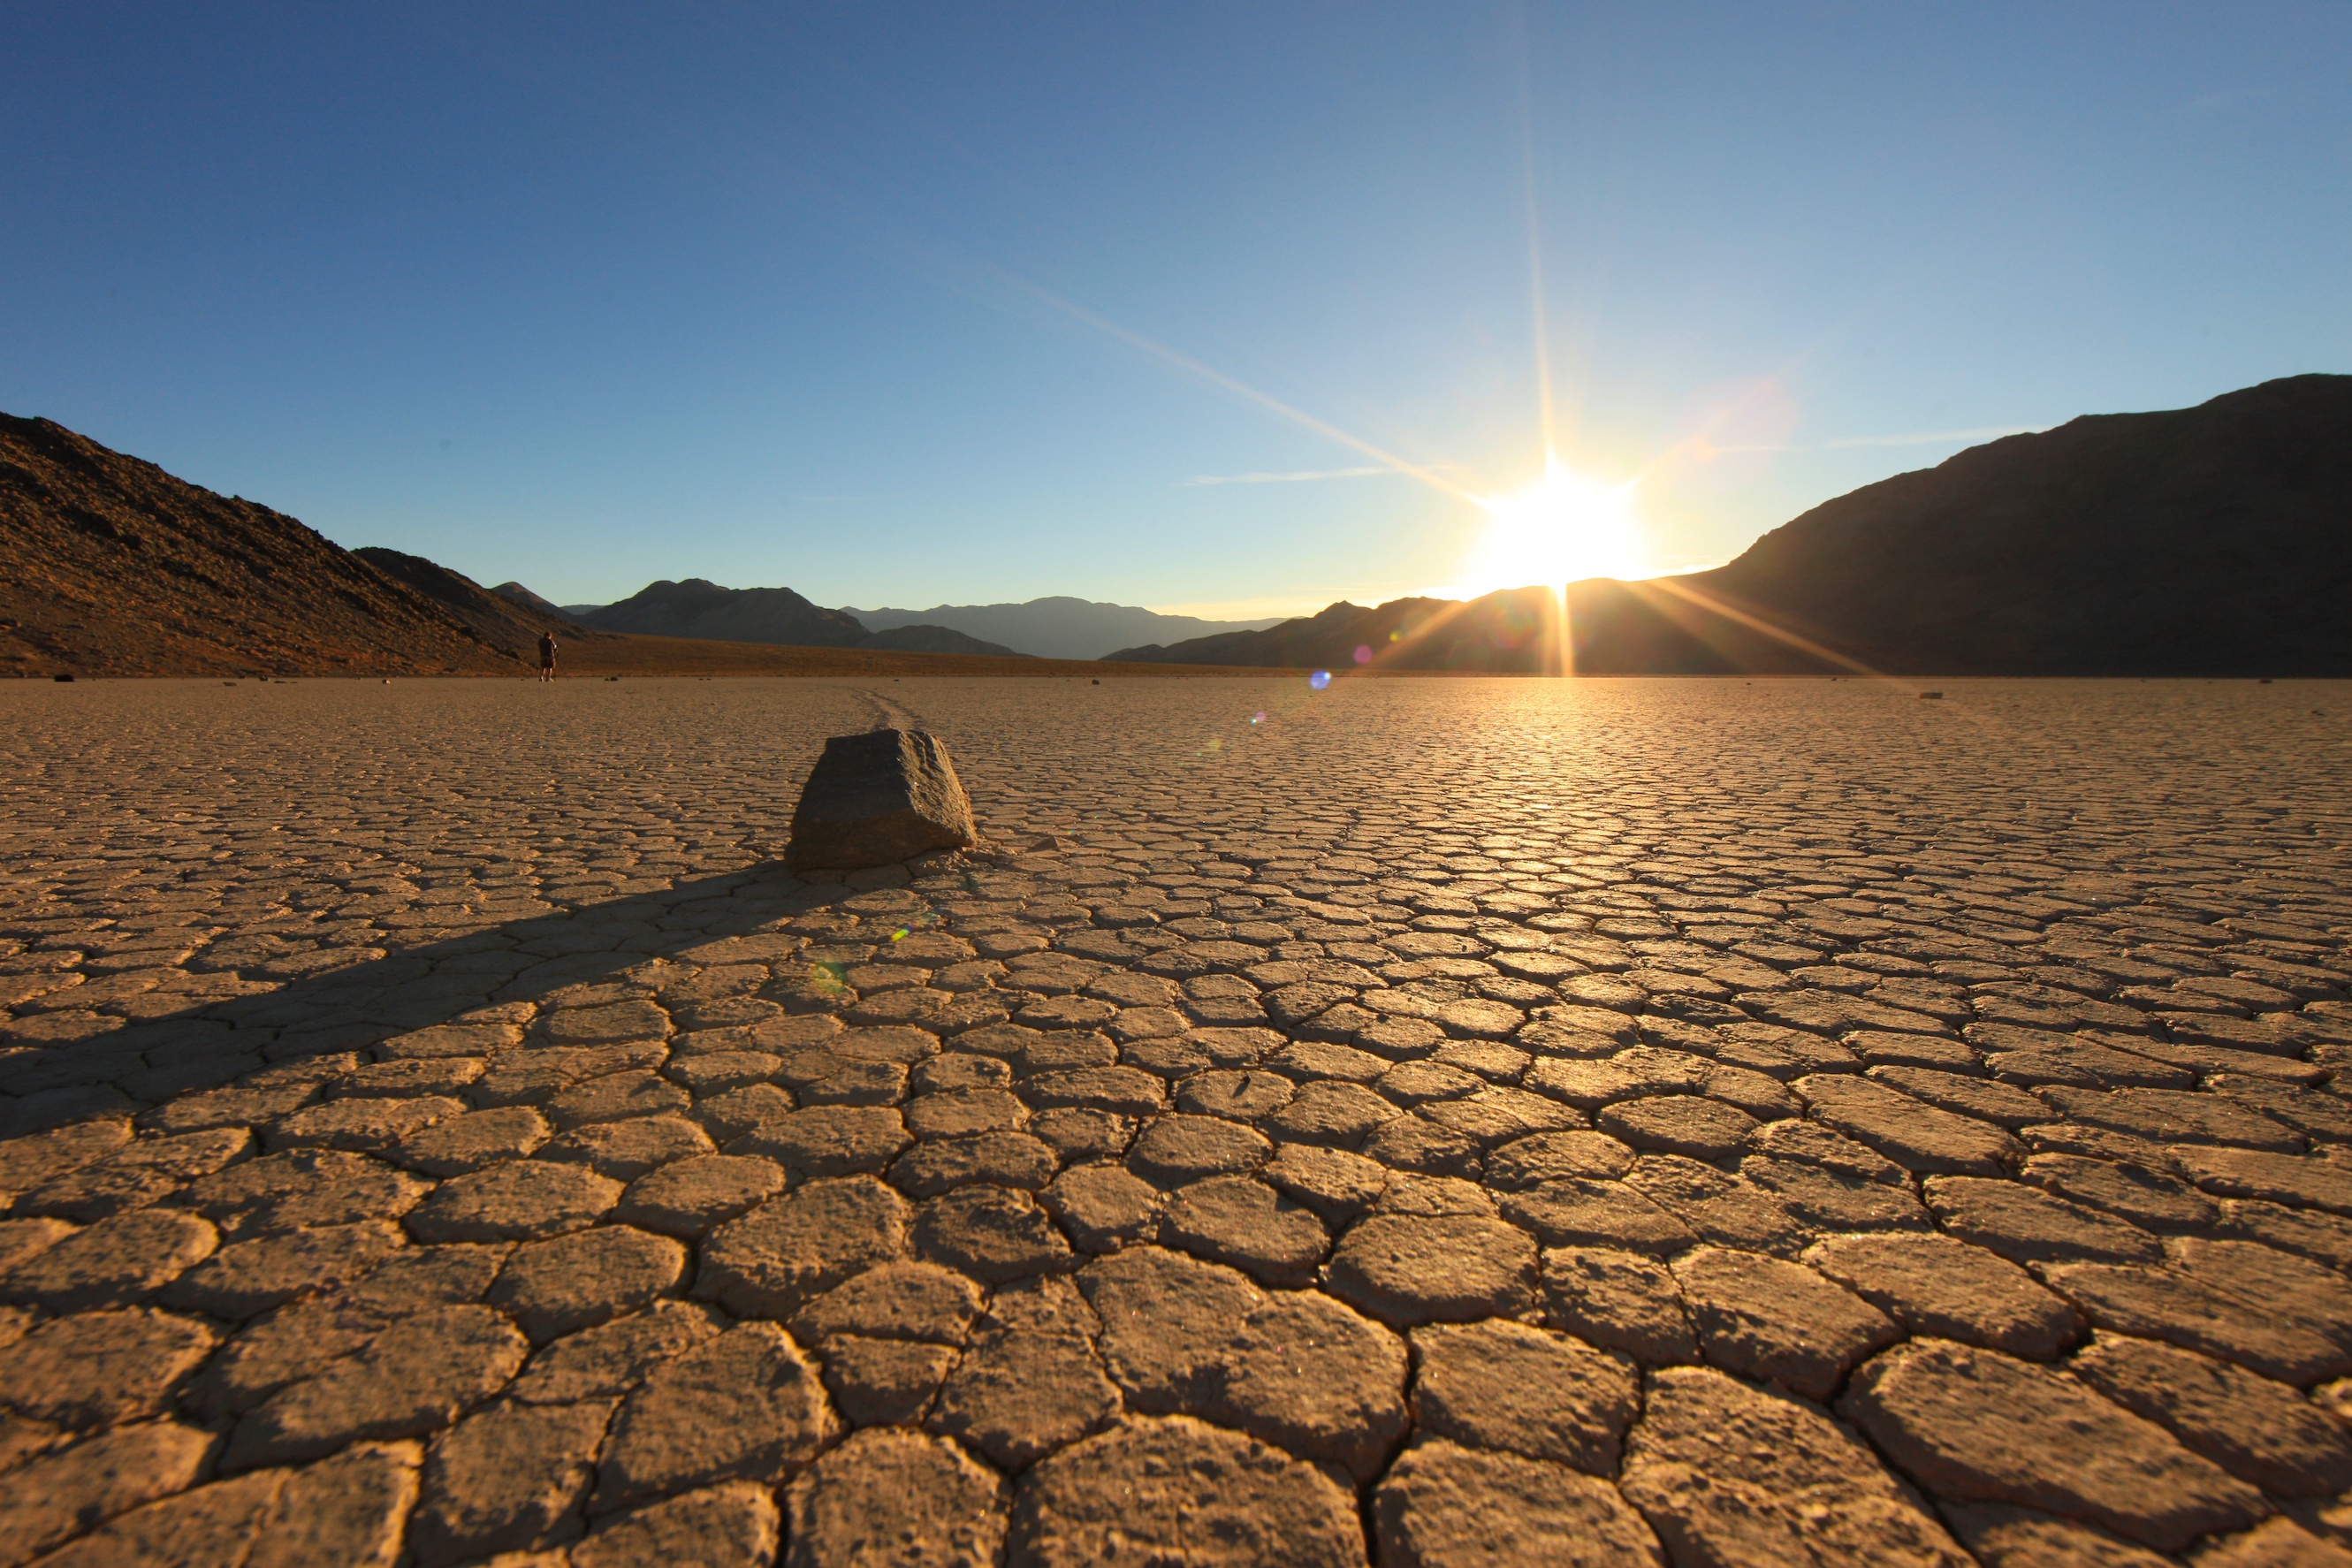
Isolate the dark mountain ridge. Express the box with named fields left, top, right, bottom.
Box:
left=491, top=581, right=589, bottom=626
left=1113, top=375, right=2352, bottom=676
left=0, top=417, right=1028, bottom=675
left=12, top=374, right=2342, bottom=678
left=578, top=578, right=1024, bottom=658
left=1701, top=372, right=2351, bottom=674
left=356, top=549, right=619, bottom=659
left=842, top=595, right=1284, bottom=659
left=1105, top=584, right=1790, bottom=674
left=577, top=577, right=868, bottom=644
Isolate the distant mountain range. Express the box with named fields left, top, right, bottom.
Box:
left=841, top=597, right=1284, bottom=660
left=556, top=578, right=1022, bottom=657
left=1112, top=374, right=2352, bottom=676
left=521, top=585, right=1279, bottom=659
left=0, top=419, right=1045, bottom=676
left=8, top=374, right=2346, bottom=678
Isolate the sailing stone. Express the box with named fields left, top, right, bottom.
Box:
left=785, top=728, right=978, bottom=870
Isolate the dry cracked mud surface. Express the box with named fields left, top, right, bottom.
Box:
left=3, top=674, right=2351, bottom=1566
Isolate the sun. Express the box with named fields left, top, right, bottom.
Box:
left=1458, top=458, right=1648, bottom=595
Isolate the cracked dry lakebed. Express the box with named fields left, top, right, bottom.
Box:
left=2, top=674, right=2351, bottom=1565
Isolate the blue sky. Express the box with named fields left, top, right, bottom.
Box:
left=4, top=4, right=2346, bottom=616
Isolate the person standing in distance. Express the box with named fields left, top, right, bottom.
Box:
left=538, top=629, right=558, bottom=682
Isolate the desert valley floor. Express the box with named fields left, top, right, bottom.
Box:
left=3, top=674, right=2351, bottom=1566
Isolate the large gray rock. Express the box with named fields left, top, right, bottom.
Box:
left=786, top=729, right=977, bottom=870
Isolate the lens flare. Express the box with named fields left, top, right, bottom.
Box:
left=1308, top=670, right=1332, bottom=691
left=1460, top=458, right=1648, bottom=593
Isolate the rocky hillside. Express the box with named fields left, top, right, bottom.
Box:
left=0, top=417, right=1036, bottom=677
left=0, top=415, right=512, bottom=676
left=1702, top=372, right=2352, bottom=675
left=1116, top=375, right=2352, bottom=676
left=490, top=580, right=587, bottom=625
left=355, top=548, right=620, bottom=661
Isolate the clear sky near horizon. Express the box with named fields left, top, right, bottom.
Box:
left=4, top=5, right=2347, bottom=618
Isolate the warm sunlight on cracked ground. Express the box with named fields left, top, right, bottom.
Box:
left=2, top=675, right=2350, bottom=1565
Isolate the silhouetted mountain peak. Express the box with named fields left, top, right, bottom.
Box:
left=491, top=581, right=580, bottom=620
left=1701, top=372, right=2352, bottom=672
left=355, top=548, right=605, bottom=656
left=1115, top=376, right=2352, bottom=677
left=578, top=578, right=1020, bottom=657
left=842, top=596, right=1285, bottom=659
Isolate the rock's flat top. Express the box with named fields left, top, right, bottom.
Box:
left=1, top=674, right=2349, bottom=1565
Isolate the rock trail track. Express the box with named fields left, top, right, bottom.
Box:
left=1, top=674, right=2350, bottom=1565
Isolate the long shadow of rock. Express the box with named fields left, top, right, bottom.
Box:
left=0, top=858, right=968, bottom=1140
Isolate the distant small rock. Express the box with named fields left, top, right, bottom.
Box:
left=786, top=729, right=978, bottom=871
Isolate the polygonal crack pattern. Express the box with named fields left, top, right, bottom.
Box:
left=0, top=674, right=2349, bottom=1564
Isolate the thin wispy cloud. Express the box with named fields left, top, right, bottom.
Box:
left=1710, top=424, right=2045, bottom=455
left=1179, top=466, right=1393, bottom=487
left=1010, top=281, right=1483, bottom=505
